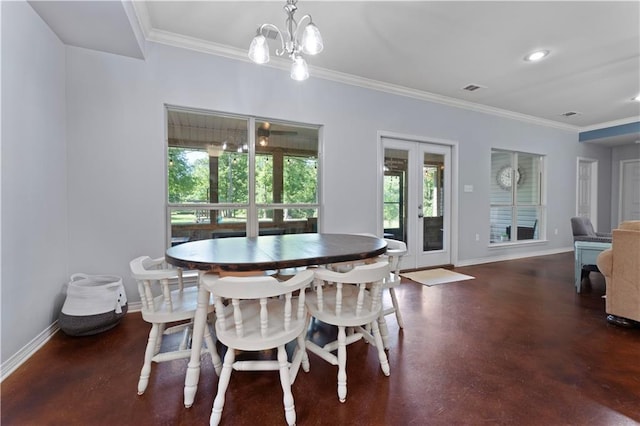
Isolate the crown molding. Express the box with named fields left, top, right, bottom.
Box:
left=129, top=0, right=153, bottom=40
left=147, top=28, right=258, bottom=62
left=308, top=66, right=580, bottom=132
left=121, top=0, right=147, bottom=58
left=144, top=26, right=580, bottom=133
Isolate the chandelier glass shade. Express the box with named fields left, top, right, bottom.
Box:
left=248, top=0, right=323, bottom=81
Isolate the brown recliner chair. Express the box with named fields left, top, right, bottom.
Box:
left=596, top=221, right=640, bottom=327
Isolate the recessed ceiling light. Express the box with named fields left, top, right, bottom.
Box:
left=632, top=94, right=640, bottom=101
left=524, top=50, right=549, bottom=62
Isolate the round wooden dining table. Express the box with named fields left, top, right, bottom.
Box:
left=166, top=233, right=388, bottom=273
left=167, top=233, right=388, bottom=408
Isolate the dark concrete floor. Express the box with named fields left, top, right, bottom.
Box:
left=2, top=252, right=639, bottom=426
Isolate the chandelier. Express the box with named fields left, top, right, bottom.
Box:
left=248, top=0, right=323, bottom=81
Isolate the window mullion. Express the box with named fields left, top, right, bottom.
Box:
left=511, top=152, right=518, bottom=241
left=247, top=117, right=258, bottom=237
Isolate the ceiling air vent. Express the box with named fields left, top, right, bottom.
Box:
left=461, top=84, right=486, bottom=92
left=560, top=111, right=581, bottom=117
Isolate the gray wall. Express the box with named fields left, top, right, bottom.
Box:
left=1, top=2, right=69, bottom=363
left=2, top=2, right=614, bottom=365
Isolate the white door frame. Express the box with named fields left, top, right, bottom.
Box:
left=377, top=131, right=459, bottom=269
left=576, top=157, right=598, bottom=229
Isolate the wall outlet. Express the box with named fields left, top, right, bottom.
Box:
left=475, top=233, right=480, bottom=241
left=554, top=228, right=558, bottom=235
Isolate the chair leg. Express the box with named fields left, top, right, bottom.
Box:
left=179, top=325, right=191, bottom=351
left=300, top=331, right=310, bottom=373
left=203, top=324, right=222, bottom=376
left=138, top=323, right=160, bottom=395
left=291, top=323, right=310, bottom=384
left=210, top=349, right=235, bottom=426
left=277, top=345, right=297, bottom=426
left=378, top=314, right=390, bottom=350
left=155, top=323, right=165, bottom=354
left=389, top=287, right=404, bottom=328
left=337, top=326, right=348, bottom=403
left=370, top=320, right=390, bottom=376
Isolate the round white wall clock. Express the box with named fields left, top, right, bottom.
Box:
left=497, top=166, right=523, bottom=190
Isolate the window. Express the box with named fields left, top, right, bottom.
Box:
left=490, top=149, right=544, bottom=244
left=167, top=107, right=320, bottom=245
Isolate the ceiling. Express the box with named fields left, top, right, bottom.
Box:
left=29, top=1, right=640, bottom=146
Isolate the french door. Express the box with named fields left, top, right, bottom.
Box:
left=381, top=136, right=452, bottom=269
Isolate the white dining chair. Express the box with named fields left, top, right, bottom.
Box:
left=305, top=261, right=390, bottom=403
left=323, top=234, right=407, bottom=350
left=129, top=256, right=221, bottom=396
left=202, top=269, right=314, bottom=426
left=378, top=238, right=407, bottom=349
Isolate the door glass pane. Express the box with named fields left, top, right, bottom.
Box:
left=383, top=149, right=408, bottom=242
left=423, top=152, right=444, bottom=251
left=383, top=175, right=401, bottom=228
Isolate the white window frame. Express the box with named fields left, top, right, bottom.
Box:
left=165, top=106, right=322, bottom=246
left=490, top=149, right=546, bottom=245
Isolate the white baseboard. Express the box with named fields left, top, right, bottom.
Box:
left=127, top=301, right=142, bottom=312
left=1, top=301, right=143, bottom=382
left=455, top=246, right=573, bottom=267
left=1, top=246, right=572, bottom=382
left=1, top=321, right=60, bottom=382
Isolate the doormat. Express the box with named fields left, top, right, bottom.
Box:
left=401, top=268, right=475, bottom=286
